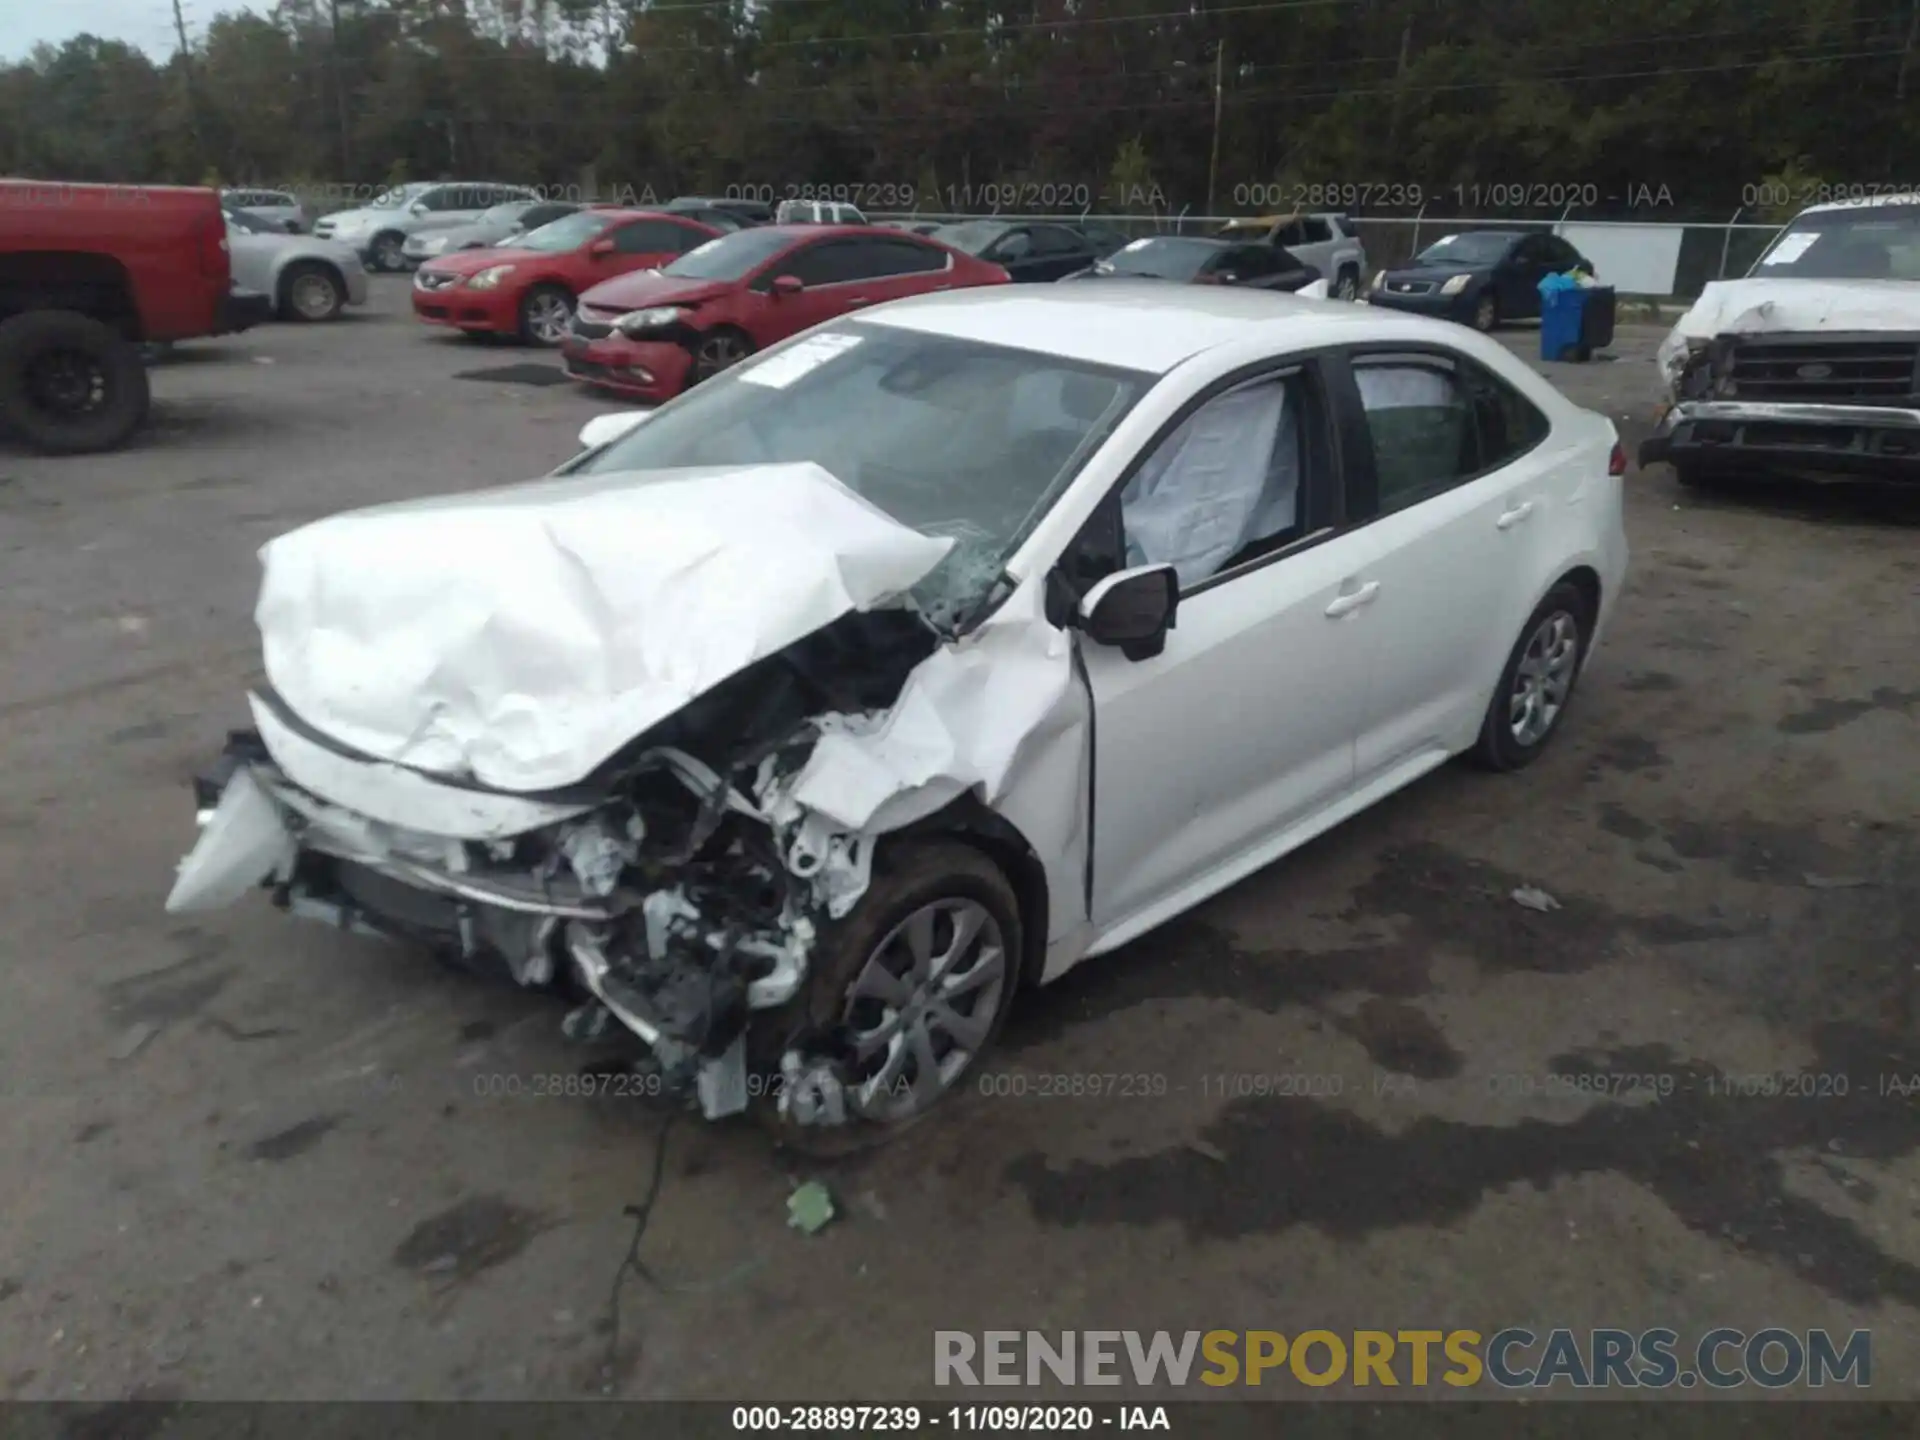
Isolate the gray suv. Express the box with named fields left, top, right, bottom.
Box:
left=313, top=182, right=541, bottom=271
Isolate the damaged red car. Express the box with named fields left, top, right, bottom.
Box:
left=560, top=224, right=1008, bottom=399
left=410, top=209, right=721, bottom=346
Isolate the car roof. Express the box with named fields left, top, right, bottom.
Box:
left=584, top=208, right=713, bottom=224
left=1797, top=192, right=1920, bottom=216
left=859, top=282, right=1401, bottom=373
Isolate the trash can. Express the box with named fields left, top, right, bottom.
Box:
left=1539, top=274, right=1615, bottom=362
left=1578, top=284, right=1616, bottom=356
left=1539, top=273, right=1586, bottom=362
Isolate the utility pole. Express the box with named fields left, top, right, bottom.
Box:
left=329, top=0, right=353, bottom=180
left=1896, top=0, right=1919, bottom=103
left=169, top=0, right=207, bottom=176
left=1387, top=19, right=1412, bottom=153
left=1205, top=39, right=1224, bottom=219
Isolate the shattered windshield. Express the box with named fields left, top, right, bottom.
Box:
left=1749, top=205, right=1920, bottom=281
left=575, top=323, right=1151, bottom=627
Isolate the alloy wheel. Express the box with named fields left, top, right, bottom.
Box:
left=839, top=898, right=1008, bottom=1121
left=525, top=292, right=573, bottom=345
left=693, top=332, right=749, bottom=381
left=373, top=234, right=405, bottom=271
left=1509, top=610, right=1580, bottom=747
left=289, top=271, right=341, bottom=320
left=1336, top=272, right=1359, bottom=301
left=1475, top=294, right=1497, bottom=331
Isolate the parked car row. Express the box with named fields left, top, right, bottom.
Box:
left=1365, top=230, right=1595, bottom=332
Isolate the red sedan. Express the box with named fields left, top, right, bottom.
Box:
left=410, top=209, right=721, bottom=345
left=560, top=225, right=1008, bottom=400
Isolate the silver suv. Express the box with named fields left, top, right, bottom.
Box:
left=313, top=182, right=541, bottom=271
left=1216, top=212, right=1369, bottom=299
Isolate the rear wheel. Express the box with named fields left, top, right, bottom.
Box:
left=517, top=285, right=574, bottom=346
left=688, top=327, right=754, bottom=386
left=0, top=310, right=151, bottom=455
left=752, top=840, right=1020, bottom=1154
left=279, top=262, right=345, bottom=322
left=1469, top=583, right=1592, bottom=772
left=369, top=231, right=407, bottom=272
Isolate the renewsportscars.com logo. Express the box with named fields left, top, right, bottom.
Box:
left=934, top=1328, right=1871, bottom=1390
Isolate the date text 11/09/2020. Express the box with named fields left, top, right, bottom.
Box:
left=1228, top=182, right=1678, bottom=210
left=732, top=1407, right=1168, bottom=1432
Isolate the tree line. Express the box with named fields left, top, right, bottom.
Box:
left=2, top=0, right=1917, bottom=221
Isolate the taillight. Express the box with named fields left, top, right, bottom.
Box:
left=1608, top=441, right=1627, bottom=476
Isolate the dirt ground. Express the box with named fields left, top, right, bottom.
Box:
left=0, top=281, right=1915, bottom=1403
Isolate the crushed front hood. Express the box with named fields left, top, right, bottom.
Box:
left=256, top=463, right=953, bottom=793
left=1659, top=278, right=1920, bottom=391
left=1670, top=277, right=1920, bottom=342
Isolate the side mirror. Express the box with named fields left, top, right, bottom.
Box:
left=578, top=410, right=652, bottom=450
left=588, top=237, right=616, bottom=256
left=409, top=201, right=429, bottom=217
left=1074, top=563, right=1179, bottom=660
left=771, top=274, right=804, bottom=296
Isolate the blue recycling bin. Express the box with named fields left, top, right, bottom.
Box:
left=1539, top=274, right=1587, bottom=361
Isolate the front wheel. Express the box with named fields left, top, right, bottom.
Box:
left=1335, top=268, right=1360, bottom=301
left=1469, top=583, right=1592, bottom=772
left=279, top=262, right=345, bottom=322
left=517, top=285, right=574, bottom=346
left=0, top=310, right=152, bottom=455
left=753, top=840, right=1021, bottom=1154
left=688, top=327, right=754, bottom=387
left=1472, top=291, right=1499, bottom=332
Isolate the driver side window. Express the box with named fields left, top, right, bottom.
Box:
left=1117, top=372, right=1313, bottom=591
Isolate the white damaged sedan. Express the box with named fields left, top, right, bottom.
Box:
left=168, top=284, right=1628, bottom=1145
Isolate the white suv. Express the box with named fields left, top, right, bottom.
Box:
left=313, top=183, right=541, bottom=271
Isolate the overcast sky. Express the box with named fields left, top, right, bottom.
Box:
left=2, top=0, right=270, bottom=63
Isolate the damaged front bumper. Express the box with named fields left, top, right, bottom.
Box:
left=1640, top=399, right=1920, bottom=482
left=169, top=701, right=833, bottom=1121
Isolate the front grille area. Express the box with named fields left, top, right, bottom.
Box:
left=1721, top=334, right=1920, bottom=407
left=570, top=316, right=615, bottom=341
left=1388, top=278, right=1434, bottom=295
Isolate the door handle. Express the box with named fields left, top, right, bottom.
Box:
left=1324, top=580, right=1380, bottom=618
left=1497, top=500, right=1536, bottom=529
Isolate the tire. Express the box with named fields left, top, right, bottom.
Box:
left=1472, top=291, right=1499, bottom=332
left=1469, top=582, right=1593, bottom=772
left=1335, top=267, right=1360, bottom=301
left=278, top=261, right=345, bottom=323
left=517, top=284, right=574, bottom=346
left=369, top=231, right=407, bottom=272
left=687, top=326, right=754, bottom=387
left=0, top=310, right=151, bottom=455
left=751, top=839, right=1021, bottom=1154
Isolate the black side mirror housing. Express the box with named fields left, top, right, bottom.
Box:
left=1072, top=563, right=1179, bottom=661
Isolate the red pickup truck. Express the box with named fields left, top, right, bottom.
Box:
left=0, top=180, right=272, bottom=453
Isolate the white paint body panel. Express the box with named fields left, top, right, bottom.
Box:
left=217, top=286, right=1625, bottom=995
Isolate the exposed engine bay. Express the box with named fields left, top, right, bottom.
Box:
left=174, top=604, right=946, bottom=1125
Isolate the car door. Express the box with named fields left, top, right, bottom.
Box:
left=1334, top=348, right=1554, bottom=782
left=1028, top=224, right=1096, bottom=281
left=1496, top=235, right=1554, bottom=318
left=603, top=217, right=703, bottom=277
left=1073, top=361, right=1380, bottom=937
left=984, top=228, right=1040, bottom=280
left=752, top=238, right=867, bottom=342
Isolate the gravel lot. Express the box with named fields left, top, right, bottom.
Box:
left=1, top=278, right=1916, bottom=1402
